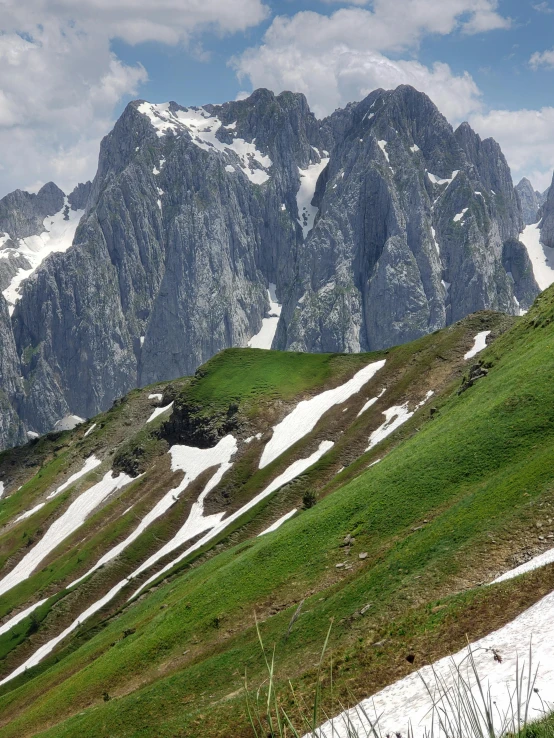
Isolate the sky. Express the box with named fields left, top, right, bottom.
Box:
left=2, top=0, right=554, bottom=197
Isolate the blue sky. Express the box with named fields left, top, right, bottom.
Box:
left=2, top=0, right=554, bottom=196
left=113, top=0, right=554, bottom=114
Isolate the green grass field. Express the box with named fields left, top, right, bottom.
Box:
left=0, top=301, right=553, bottom=736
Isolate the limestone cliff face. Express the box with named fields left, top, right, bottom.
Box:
left=0, top=85, right=538, bottom=448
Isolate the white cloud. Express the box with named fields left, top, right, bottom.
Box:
left=0, top=0, right=268, bottom=197
left=529, top=48, right=554, bottom=69
left=469, top=107, right=554, bottom=191
left=232, top=8, right=487, bottom=120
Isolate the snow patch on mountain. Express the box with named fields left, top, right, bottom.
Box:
left=248, top=283, right=281, bottom=349
left=296, top=157, right=330, bottom=238
left=1, top=199, right=83, bottom=314
left=260, top=360, right=386, bottom=469
left=46, top=455, right=102, bottom=500
left=519, top=223, right=554, bottom=291
left=367, top=391, right=434, bottom=451
left=137, top=102, right=272, bottom=185
left=464, top=331, right=491, bottom=360
left=0, top=470, right=134, bottom=598
left=314, top=588, right=554, bottom=737
left=258, top=508, right=297, bottom=536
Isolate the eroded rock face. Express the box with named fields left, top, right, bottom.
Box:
left=0, top=85, right=540, bottom=448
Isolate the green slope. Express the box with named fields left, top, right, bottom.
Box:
left=2, top=304, right=554, bottom=736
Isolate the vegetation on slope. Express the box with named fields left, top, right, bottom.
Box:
left=3, top=304, right=553, bottom=737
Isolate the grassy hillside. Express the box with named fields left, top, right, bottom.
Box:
left=2, top=303, right=554, bottom=736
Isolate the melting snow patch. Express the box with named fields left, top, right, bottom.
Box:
left=248, top=283, right=281, bottom=350
left=0, top=440, right=331, bottom=681
left=427, top=170, right=459, bottom=187
left=0, top=598, right=48, bottom=638
left=134, top=440, right=334, bottom=597
left=137, top=102, right=272, bottom=185
left=410, top=144, right=420, bottom=153
left=147, top=402, right=173, bottom=423
left=453, top=207, right=468, bottom=223
left=225, top=164, right=235, bottom=173
left=357, top=388, right=386, bottom=417
left=84, top=423, right=97, bottom=438
left=258, top=509, right=297, bottom=536
left=14, top=502, right=45, bottom=523
left=69, top=435, right=238, bottom=589
left=492, top=546, right=554, bottom=585
left=2, top=199, right=83, bottom=314
left=519, top=223, right=554, bottom=291
left=27, top=431, right=39, bottom=440
left=260, top=360, right=386, bottom=469
left=367, top=392, right=434, bottom=451
left=296, top=157, right=330, bottom=238
left=0, top=470, right=134, bottom=597
left=0, top=481, right=4, bottom=499
left=54, top=415, right=85, bottom=432
left=245, top=433, right=263, bottom=444
left=464, top=331, right=491, bottom=360
left=378, top=140, right=390, bottom=163
left=46, top=456, right=102, bottom=499
left=148, top=393, right=163, bottom=402
left=313, top=590, right=554, bottom=737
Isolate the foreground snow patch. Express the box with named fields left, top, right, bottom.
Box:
left=519, top=223, right=554, bottom=291
left=367, top=391, right=434, bottom=451
left=260, top=361, right=386, bottom=469
left=258, top=508, right=297, bottom=536
left=14, top=502, right=45, bottom=523
left=492, top=546, right=554, bottom=585
left=464, top=331, right=491, bottom=361
left=313, top=589, right=554, bottom=737
left=248, top=283, right=282, bottom=350
left=0, top=470, right=133, bottom=598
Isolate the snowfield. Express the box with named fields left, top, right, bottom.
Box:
left=313, top=589, right=554, bottom=737
left=519, top=223, right=554, bottom=291
left=260, top=360, right=386, bottom=469
left=0, top=439, right=334, bottom=683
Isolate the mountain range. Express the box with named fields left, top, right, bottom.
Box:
left=0, top=84, right=552, bottom=450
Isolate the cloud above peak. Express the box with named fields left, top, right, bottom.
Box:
left=0, top=0, right=269, bottom=196
left=232, top=5, right=495, bottom=121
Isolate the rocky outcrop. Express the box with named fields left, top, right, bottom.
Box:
left=0, top=85, right=540, bottom=448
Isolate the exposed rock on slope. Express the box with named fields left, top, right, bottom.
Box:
left=0, top=86, right=540, bottom=445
